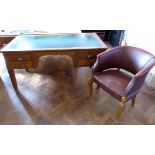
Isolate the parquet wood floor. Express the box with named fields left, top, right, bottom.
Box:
left=0, top=54, right=155, bottom=124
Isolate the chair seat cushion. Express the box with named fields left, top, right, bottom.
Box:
left=93, top=70, right=132, bottom=100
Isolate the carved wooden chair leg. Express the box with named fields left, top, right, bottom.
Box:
left=115, top=96, right=127, bottom=118
left=131, top=96, right=136, bottom=106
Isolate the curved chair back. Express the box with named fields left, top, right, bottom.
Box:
left=95, top=46, right=155, bottom=74
left=121, top=46, right=155, bottom=74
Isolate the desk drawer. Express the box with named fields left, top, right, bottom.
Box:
left=77, top=51, right=100, bottom=60
left=78, top=54, right=97, bottom=60
left=77, top=59, right=96, bottom=67
left=4, top=53, right=32, bottom=62
left=7, top=61, right=33, bottom=69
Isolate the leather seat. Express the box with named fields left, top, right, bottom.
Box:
left=88, top=46, right=155, bottom=118
left=93, top=70, right=132, bottom=100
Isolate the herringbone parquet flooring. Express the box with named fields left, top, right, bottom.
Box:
left=0, top=54, right=155, bottom=124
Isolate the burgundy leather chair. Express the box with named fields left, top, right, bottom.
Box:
left=88, top=46, right=155, bottom=117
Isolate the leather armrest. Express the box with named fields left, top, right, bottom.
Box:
left=93, top=46, right=122, bottom=74
left=92, top=50, right=109, bottom=74
left=123, top=58, right=155, bottom=99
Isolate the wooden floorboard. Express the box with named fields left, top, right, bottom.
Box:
left=0, top=54, right=155, bottom=125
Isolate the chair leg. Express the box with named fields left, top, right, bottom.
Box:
left=116, top=96, right=127, bottom=118
left=131, top=96, right=136, bottom=106
left=88, top=77, right=93, bottom=98
left=96, top=84, right=100, bottom=89
left=116, top=102, right=124, bottom=119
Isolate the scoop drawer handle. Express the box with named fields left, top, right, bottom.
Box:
left=16, top=56, right=24, bottom=61
left=87, top=55, right=95, bottom=59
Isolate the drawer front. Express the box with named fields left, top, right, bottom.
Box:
left=77, top=59, right=96, bottom=67
left=78, top=54, right=97, bottom=60
left=4, top=53, right=32, bottom=62
left=77, top=51, right=101, bottom=60
left=7, top=61, right=33, bottom=69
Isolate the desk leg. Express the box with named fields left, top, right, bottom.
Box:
left=7, top=67, right=18, bottom=91
left=70, top=54, right=78, bottom=68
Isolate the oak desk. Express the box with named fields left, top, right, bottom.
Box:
left=1, top=33, right=107, bottom=90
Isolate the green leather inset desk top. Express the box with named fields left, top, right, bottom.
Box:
left=2, top=33, right=105, bottom=51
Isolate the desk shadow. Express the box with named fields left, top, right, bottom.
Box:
left=15, top=91, right=41, bottom=123
left=0, top=78, right=38, bottom=124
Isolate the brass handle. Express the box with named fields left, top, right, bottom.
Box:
left=2, top=43, right=7, bottom=46
left=87, top=55, right=95, bottom=59
left=16, top=56, right=24, bottom=61
left=87, top=55, right=92, bottom=59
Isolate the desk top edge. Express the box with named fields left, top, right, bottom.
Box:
left=1, top=33, right=108, bottom=52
